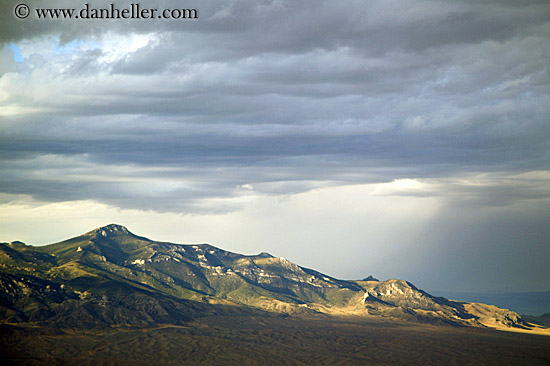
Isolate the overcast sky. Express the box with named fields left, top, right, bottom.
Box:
left=1, top=0, right=549, bottom=293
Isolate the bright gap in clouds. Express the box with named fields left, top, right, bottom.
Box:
left=7, top=44, right=24, bottom=62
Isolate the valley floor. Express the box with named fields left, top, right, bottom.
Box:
left=1, top=315, right=550, bottom=365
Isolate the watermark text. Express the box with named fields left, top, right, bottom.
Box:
left=14, top=3, right=198, bottom=20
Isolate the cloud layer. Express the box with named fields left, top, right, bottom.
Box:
left=1, top=0, right=549, bottom=292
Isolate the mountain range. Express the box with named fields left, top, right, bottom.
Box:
left=1, top=224, right=548, bottom=335
left=431, top=290, right=550, bottom=316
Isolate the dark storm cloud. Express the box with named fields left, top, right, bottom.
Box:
left=1, top=0, right=550, bottom=294
left=0, top=0, right=549, bottom=211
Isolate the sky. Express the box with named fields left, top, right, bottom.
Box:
left=0, top=0, right=549, bottom=294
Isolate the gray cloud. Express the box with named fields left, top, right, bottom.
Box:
left=1, top=0, right=549, bottom=292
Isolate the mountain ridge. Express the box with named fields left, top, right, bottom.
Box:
left=1, top=224, right=548, bottom=335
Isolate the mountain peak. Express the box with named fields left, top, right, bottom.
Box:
left=93, top=224, right=131, bottom=236
left=256, top=252, right=273, bottom=258
left=362, top=275, right=379, bottom=282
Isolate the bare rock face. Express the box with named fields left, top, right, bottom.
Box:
left=89, top=224, right=131, bottom=238
left=362, top=280, right=440, bottom=309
